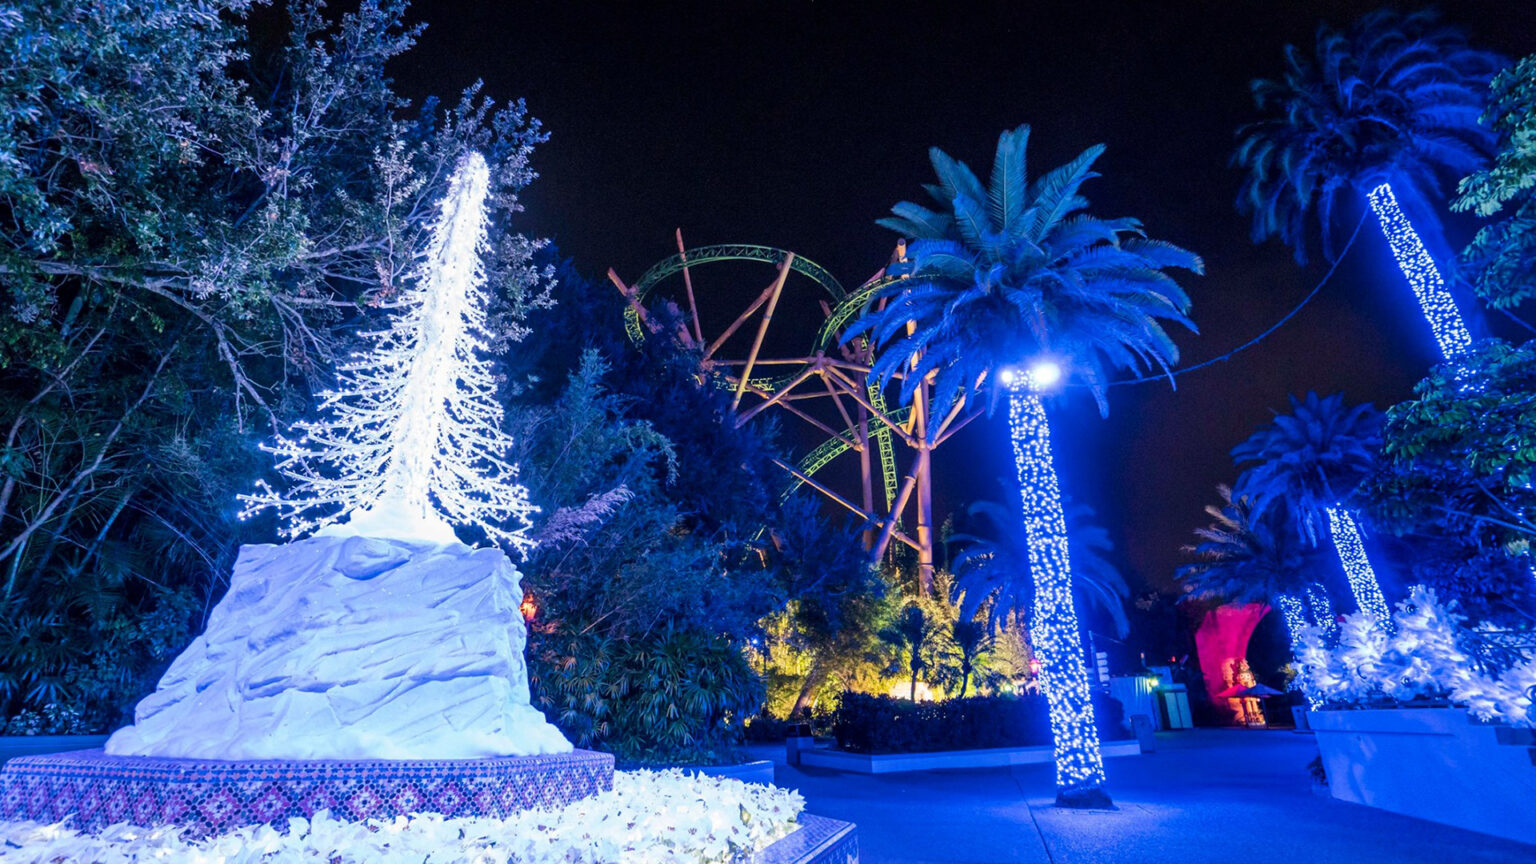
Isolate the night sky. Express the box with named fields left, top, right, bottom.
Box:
left=393, top=1, right=1536, bottom=595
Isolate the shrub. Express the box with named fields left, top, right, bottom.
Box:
left=829, top=692, right=1127, bottom=754
left=530, top=624, right=764, bottom=767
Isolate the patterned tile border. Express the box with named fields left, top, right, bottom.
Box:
left=754, top=813, right=858, bottom=864
left=0, top=748, right=612, bottom=838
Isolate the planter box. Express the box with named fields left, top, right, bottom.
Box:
left=684, top=759, right=775, bottom=786
left=0, top=735, right=110, bottom=766
left=798, top=739, right=1141, bottom=775
left=1311, top=708, right=1536, bottom=845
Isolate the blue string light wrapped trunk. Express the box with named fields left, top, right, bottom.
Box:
left=1006, top=380, right=1110, bottom=807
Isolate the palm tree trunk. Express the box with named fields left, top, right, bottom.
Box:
left=1006, top=388, right=1110, bottom=808
left=1365, top=183, right=1472, bottom=361
left=1324, top=507, right=1391, bottom=626
left=1273, top=593, right=1320, bottom=710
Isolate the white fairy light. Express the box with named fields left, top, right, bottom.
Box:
left=1366, top=183, right=1473, bottom=361
left=239, top=153, right=536, bottom=551
left=1325, top=506, right=1390, bottom=627
left=1006, top=375, right=1107, bottom=799
left=1275, top=593, right=1322, bottom=710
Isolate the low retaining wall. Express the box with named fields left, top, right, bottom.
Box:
left=1311, top=708, right=1536, bottom=845
left=688, top=759, right=776, bottom=786
left=754, top=813, right=857, bottom=864
left=799, top=739, right=1141, bottom=774
left=0, top=747, right=614, bottom=837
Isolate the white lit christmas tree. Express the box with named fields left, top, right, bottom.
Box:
left=240, top=152, right=536, bottom=551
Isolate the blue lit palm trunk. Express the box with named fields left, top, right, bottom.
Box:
left=1324, top=506, right=1391, bottom=626
left=1366, top=183, right=1473, bottom=362
left=1273, top=593, right=1322, bottom=709
left=1007, top=388, right=1109, bottom=808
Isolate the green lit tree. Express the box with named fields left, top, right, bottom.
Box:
left=1454, top=54, right=1536, bottom=311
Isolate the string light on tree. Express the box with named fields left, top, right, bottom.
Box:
left=1004, top=364, right=1108, bottom=805
left=1305, top=582, right=1336, bottom=636
left=1366, top=183, right=1473, bottom=361
left=1274, top=593, right=1322, bottom=709
left=239, top=152, right=536, bottom=550
left=1325, top=506, right=1390, bottom=627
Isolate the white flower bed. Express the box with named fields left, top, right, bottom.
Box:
left=0, top=769, right=804, bottom=864
left=1294, top=585, right=1536, bottom=727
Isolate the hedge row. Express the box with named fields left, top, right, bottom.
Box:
left=830, top=692, right=1128, bottom=754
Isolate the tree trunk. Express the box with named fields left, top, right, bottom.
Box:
left=791, top=655, right=830, bottom=717
left=1324, top=506, right=1391, bottom=626
left=1365, top=182, right=1472, bottom=361
left=1007, top=388, right=1110, bottom=808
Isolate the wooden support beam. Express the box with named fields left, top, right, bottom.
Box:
left=822, top=366, right=921, bottom=449
left=732, top=253, right=793, bottom=411
left=607, top=269, right=657, bottom=333
left=872, top=469, right=921, bottom=562
left=705, top=277, right=780, bottom=361
left=774, top=459, right=918, bottom=552
left=735, top=365, right=817, bottom=425
left=675, top=229, right=704, bottom=345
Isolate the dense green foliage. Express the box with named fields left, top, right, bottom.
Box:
left=830, top=692, right=1126, bottom=755
left=1234, top=9, right=1499, bottom=261
left=1455, top=54, right=1536, bottom=310
left=1366, top=340, right=1536, bottom=554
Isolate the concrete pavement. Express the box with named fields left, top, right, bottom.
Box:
left=755, top=729, right=1536, bottom=864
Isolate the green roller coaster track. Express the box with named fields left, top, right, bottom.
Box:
left=627, top=244, right=910, bottom=522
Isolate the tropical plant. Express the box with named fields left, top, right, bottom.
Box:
left=1178, top=484, right=1329, bottom=691
left=953, top=497, right=1132, bottom=639
left=1235, top=9, right=1501, bottom=360
left=935, top=620, right=995, bottom=698
left=876, top=605, right=936, bottom=702
left=849, top=123, right=1201, bottom=807
left=1365, top=339, right=1536, bottom=554
left=1233, top=392, right=1388, bottom=623
left=1454, top=54, right=1536, bottom=311
left=1179, top=485, right=1321, bottom=606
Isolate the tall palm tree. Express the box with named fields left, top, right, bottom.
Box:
left=1232, top=392, right=1389, bottom=624
left=849, top=124, right=1201, bottom=808
left=1235, top=9, right=1501, bottom=361
left=1179, top=484, right=1328, bottom=702
left=954, top=497, right=1131, bottom=639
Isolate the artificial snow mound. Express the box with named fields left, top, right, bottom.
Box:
left=106, top=535, right=571, bottom=760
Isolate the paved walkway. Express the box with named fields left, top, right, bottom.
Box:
left=753, top=730, right=1536, bottom=864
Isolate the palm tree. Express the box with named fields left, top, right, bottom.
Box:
left=1232, top=392, right=1389, bottom=625
left=954, top=497, right=1131, bottom=639
left=877, top=604, right=934, bottom=702
left=850, top=124, right=1201, bottom=808
left=938, top=619, right=994, bottom=698
left=1179, top=484, right=1329, bottom=701
left=1235, top=9, right=1501, bottom=361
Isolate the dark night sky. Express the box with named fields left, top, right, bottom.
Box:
left=393, top=1, right=1536, bottom=594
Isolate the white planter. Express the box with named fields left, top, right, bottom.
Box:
left=798, top=739, right=1141, bottom=775
left=1311, top=708, right=1536, bottom=845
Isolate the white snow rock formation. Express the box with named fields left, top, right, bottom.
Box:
left=106, top=535, right=572, bottom=760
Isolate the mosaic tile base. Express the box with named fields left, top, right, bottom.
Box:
left=0, top=747, right=612, bottom=838
left=754, top=814, right=857, bottom=864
